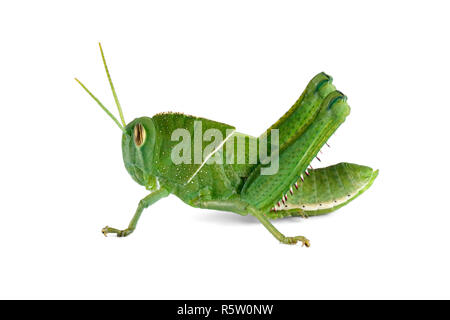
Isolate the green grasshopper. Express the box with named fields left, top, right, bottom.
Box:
left=76, top=44, right=378, bottom=247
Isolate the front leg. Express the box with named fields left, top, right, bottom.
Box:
left=102, top=188, right=170, bottom=237
left=250, top=208, right=310, bottom=247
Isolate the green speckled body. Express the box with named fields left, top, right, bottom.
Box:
left=123, top=112, right=251, bottom=211
left=77, top=45, right=378, bottom=246
left=120, top=74, right=375, bottom=220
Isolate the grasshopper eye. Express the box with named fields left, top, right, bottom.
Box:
left=133, top=123, right=146, bottom=147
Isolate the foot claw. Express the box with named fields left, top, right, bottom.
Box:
left=101, top=226, right=133, bottom=237
left=284, top=236, right=310, bottom=247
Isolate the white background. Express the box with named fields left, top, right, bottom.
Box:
left=0, top=0, right=449, bottom=299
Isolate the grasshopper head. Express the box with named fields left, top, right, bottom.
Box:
left=122, top=117, right=158, bottom=188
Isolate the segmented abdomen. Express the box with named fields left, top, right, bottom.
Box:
left=276, top=162, right=377, bottom=215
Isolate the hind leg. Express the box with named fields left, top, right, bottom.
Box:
left=259, top=72, right=336, bottom=151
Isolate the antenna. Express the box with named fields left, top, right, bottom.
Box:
left=98, top=43, right=126, bottom=127
left=75, top=77, right=125, bottom=133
